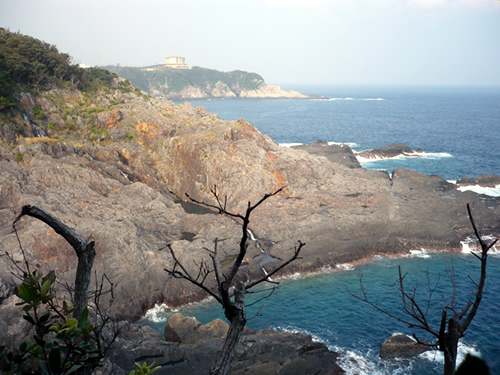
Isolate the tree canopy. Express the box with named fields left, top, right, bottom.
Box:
left=0, top=28, right=117, bottom=110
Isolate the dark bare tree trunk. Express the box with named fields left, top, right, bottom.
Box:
left=13, top=205, right=96, bottom=319
left=165, top=187, right=305, bottom=375
left=441, top=317, right=460, bottom=375
left=210, top=282, right=246, bottom=375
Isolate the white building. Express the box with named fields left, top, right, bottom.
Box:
left=165, top=57, right=191, bottom=69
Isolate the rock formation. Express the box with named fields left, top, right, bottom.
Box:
left=1, top=86, right=499, bottom=326
left=379, top=334, right=431, bottom=359
left=356, top=143, right=423, bottom=160
left=292, top=140, right=361, bottom=169
left=456, top=174, right=500, bottom=188
left=98, top=314, right=344, bottom=374
left=106, top=65, right=325, bottom=100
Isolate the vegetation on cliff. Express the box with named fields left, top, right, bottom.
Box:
left=0, top=29, right=121, bottom=110
left=0, top=29, right=148, bottom=144
left=106, top=65, right=265, bottom=98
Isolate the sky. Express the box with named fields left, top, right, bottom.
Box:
left=1, top=0, right=499, bottom=86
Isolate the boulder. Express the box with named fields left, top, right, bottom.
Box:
left=292, top=140, right=361, bottom=169
left=356, top=143, right=420, bottom=159
left=164, top=313, right=229, bottom=344
left=379, top=334, right=431, bottom=359
left=104, top=315, right=344, bottom=374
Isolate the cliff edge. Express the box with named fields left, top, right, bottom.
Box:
left=106, top=65, right=323, bottom=99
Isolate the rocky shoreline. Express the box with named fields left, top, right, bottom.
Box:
left=1, top=87, right=499, bottom=373
left=1, top=90, right=499, bottom=319
left=164, top=82, right=326, bottom=100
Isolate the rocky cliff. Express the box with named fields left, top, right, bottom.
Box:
left=106, top=66, right=322, bottom=99
left=1, top=84, right=499, bottom=326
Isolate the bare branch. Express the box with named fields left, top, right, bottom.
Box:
left=164, top=244, right=222, bottom=304
left=230, top=188, right=285, bottom=280
left=246, top=241, right=304, bottom=289
left=246, top=305, right=265, bottom=321
left=460, top=204, right=494, bottom=332
left=245, top=287, right=276, bottom=308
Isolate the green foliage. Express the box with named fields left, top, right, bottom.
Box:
left=0, top=27, right=119, bottom=110
left=87, top=123, right=109, bottom=142
left=15, top=151, right=23, bottom=162
left=33, top=105, right=47, bottom=120
left=84, top=106, right=105, bottom=114
left=129, top=361, right=161, bottom=375
left=108, top=66, right=265, bottom=96
left=126, top=133, right=134, bottom=140
left=0, top=269, right=102, bottom=374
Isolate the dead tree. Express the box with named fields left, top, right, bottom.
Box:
left=164, top=186, right=305, bottom=375
left=351, top=204, right=497, bottom=375
left=13, top=204, right=96, bottom=319
left=10, top=205, right=118, bottom=375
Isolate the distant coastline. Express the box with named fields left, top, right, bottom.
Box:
left=106, top=64, right=325, bottom=100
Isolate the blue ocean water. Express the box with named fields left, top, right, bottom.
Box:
left=185, top=85, right=500, bottom=181
left=151, top=86, right=500, bottom=374
left=147, top=251, right=500, bottom=375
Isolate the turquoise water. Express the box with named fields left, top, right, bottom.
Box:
left=146, top=251, right=500, bottom=374
left=154, top=86, right=500, bottom=373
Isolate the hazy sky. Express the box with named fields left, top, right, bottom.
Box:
left=1, top=0, right=499, bottom=86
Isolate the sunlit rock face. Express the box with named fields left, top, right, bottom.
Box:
left=1, top=87, right=498, bottom=323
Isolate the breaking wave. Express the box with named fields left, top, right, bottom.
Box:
left=356, top=151, right=453, bottom=164
left=457, top=184, right=500, bottom=197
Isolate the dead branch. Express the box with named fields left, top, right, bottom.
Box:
left=165, top=186, right=302, bottom=375
left=13, top=205, right=95, bottom=319
left=350, top=203, right=497, bottom=375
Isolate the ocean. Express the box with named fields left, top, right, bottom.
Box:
left=146, top=85, right=500, bottom=374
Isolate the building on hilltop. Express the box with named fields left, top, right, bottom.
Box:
left=165, top=57, right=191, bottom=69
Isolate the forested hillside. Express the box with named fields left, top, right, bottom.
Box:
left=0, top=28, right=121, bottom=110
left=106, top=65, right=266, bottom=98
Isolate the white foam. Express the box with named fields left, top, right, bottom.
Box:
left=336, top=263, right=355, bottom=271
left=419, top=341, right=481, bottom=368
left=285, top=272, right=305, bottom=280
left=334, top=348, right=378, bottom=375
left=279, top=142, right=303, bottom=147
left=327, top=141, right=359, bottom=148
left=407, top=249, right=432, bottom=259
left=356, top=151, right=453, bottom=163
left=273, top=324, right=329, bottom=346
left=142, top=303, right=177, bottom=323
left=457, top=184, right=500, bottom=197
left=461, top=235, right=500, bottom=255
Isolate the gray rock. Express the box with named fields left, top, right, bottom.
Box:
left=1, top=86, right=498, bottom=323
left=457, top=174, right=500, bottom=188
left=105, top=316, right=344, bottom=374
left=292, top=140, right=361, bottom=169
left=357, top=143, right=419, bottom=159
left=379, top=334, right=431, bottom=359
